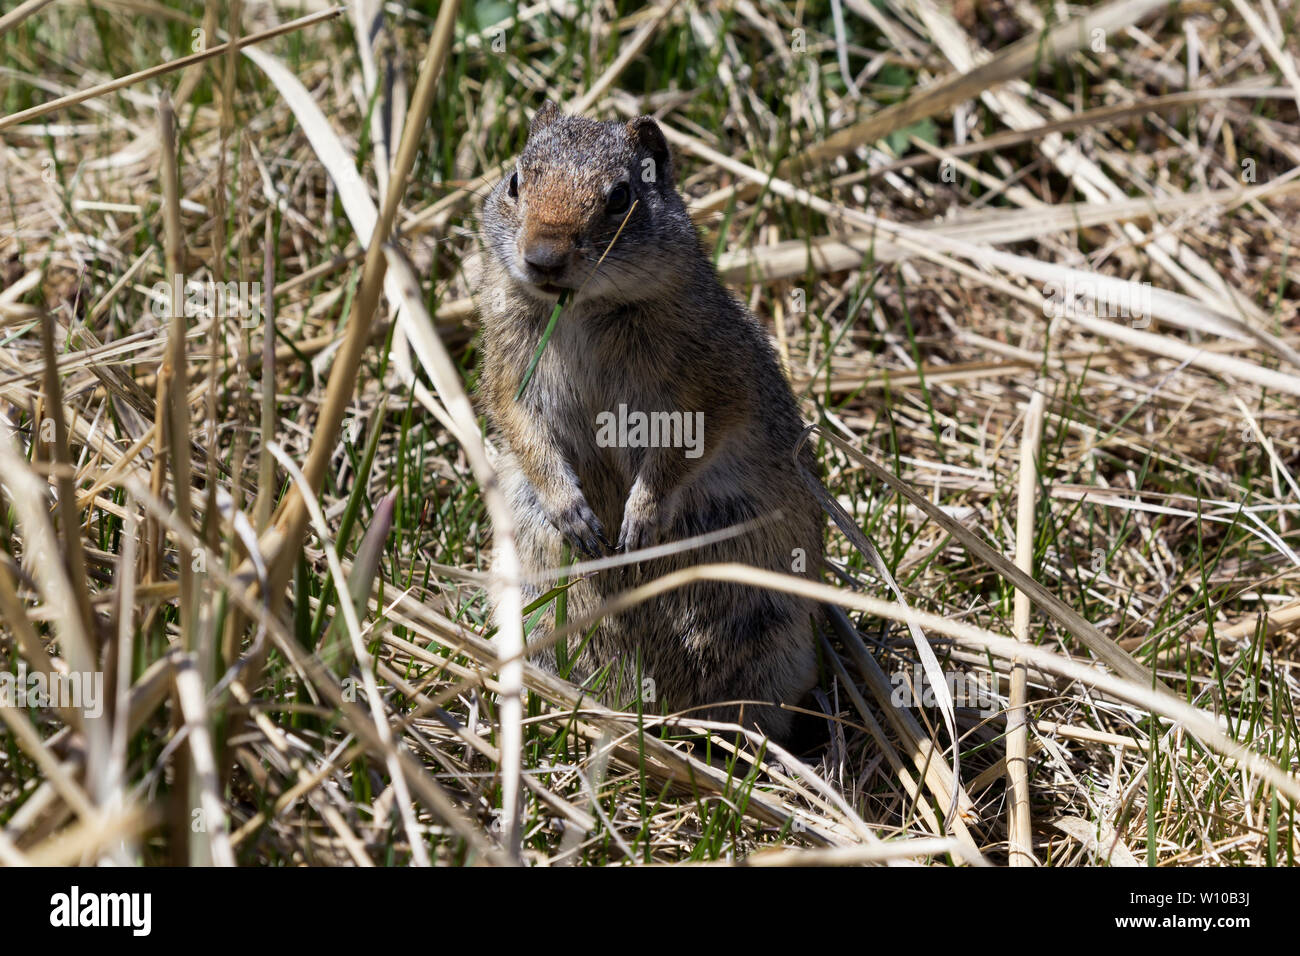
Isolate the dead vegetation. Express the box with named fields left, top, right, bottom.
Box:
left=0, top=0, right=1298, bottom=866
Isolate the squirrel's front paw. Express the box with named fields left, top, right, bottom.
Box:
left=616, top=483, right=672, bottom=554
left=545, top=493, right=610, bottom=558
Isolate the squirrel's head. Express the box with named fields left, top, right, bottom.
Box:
left=481, top=100, right=692, bottom=306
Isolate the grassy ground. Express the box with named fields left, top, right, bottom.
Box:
left=0, top=0, right=1298, bottom=866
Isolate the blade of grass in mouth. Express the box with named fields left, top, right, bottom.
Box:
left=512, top=201, right=637, bottom=403
left=515, top=289, right=569, bottom=401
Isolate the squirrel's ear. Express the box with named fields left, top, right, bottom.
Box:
left=530, top=100, right=561, bottom=135
left=627, top=115, right=672, bottom=185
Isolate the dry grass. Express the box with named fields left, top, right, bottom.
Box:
left=0, top=0, right=1297, bottom=866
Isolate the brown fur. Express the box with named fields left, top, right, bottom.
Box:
left=475, top=101, right=823, bottom=741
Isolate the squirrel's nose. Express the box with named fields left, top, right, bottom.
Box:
left=522, top=237, right=574, bottom=278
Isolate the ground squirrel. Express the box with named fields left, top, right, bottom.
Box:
left=476, top=101, right=823, bottom=741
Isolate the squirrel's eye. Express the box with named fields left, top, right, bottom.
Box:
left=507, top=171, right=519, bottom=199
left=606, top=183, right=631, bottom=216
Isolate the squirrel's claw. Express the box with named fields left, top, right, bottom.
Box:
left=549, top=495, right=609, bottom=558
left=616, top=512, right=661, bottom=556
left=616, top=482, right=670, bottom=557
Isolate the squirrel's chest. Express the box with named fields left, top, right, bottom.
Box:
left=544, top=312, right=673, bottom=412
left=534, top=317, right=678, bottom=482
